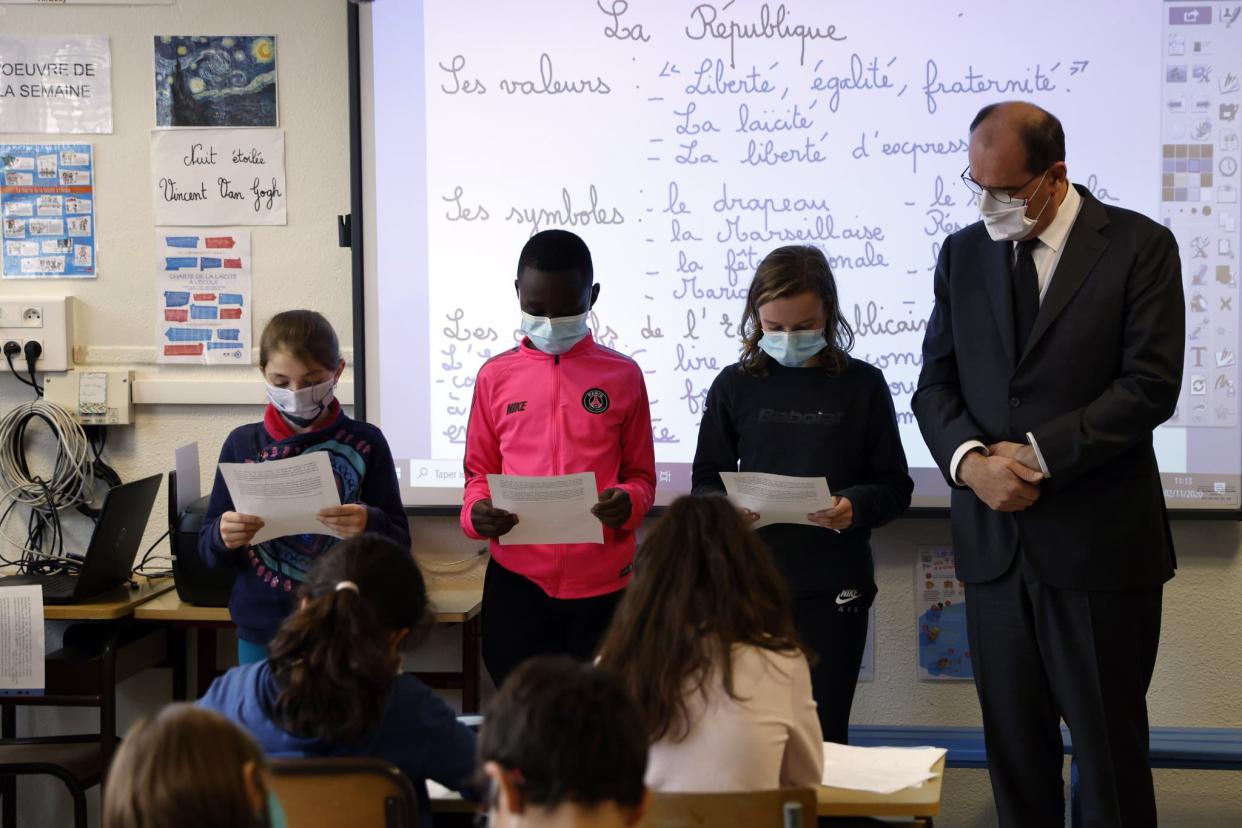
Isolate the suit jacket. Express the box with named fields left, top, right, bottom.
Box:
left=912, top=186, right=1184, bottom=589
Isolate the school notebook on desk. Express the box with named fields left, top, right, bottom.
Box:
left=0, top=475, right=161, bottom=604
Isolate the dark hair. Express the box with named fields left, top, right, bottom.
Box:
left=597, top=496, right=806, bottom=743
left=738, top=245, right=854, bottom=375
left=969, top=102, right=1066, bottom=175
left=479, top=656, right=647, bottom=810
left=516, top=229, right=594, bottom=287
left=259, top=309, right=341, bottom=371
left=104, top=704, right=268, bottom=828
left=265, top=535, right=432, bottom=744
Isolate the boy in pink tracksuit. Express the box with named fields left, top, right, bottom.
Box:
left=461, top=229, right=656, bottom=688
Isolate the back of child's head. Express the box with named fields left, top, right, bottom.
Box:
left=597, top=495, right=803, bottom=741
left=479, top=656, right=647, bottom=811
left=259, top=309, right=340, bottom=370
left=516, top=229, right=593, bottom=285
left=266, top=534, right=431, bottom=744
left=103, top=704, right=268, bottom=828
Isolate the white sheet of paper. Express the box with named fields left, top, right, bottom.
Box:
left=425, top=780, right=459, bottom=801
left=0, top=36, right=113, bottom=134
left=821, top=743, right=945, bottom=794
left=720, top=472, right=833, bottom=528
left=218, top=452, right=342, bottom=545
left=0, top=585, right=45, bottom=696
left=487, top=472, right=604, bottom=546
left=150, top=129, right=287, bottom=225
left=174, top=441, right=201, bottom=514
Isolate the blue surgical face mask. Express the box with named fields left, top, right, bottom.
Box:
left=262, top=791, right=287, bottom=828
left=758, top=329, right=827, bottom=367
left=520, top=311, right=590, bottom=355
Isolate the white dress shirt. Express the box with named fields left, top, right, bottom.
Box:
left=949, top=182, right=1085, bottom=484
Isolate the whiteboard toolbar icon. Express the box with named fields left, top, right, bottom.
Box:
left=1169, top=6, right=1213, bottom=26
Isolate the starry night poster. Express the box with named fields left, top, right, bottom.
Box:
left=154, top=36, right=277, bottom=128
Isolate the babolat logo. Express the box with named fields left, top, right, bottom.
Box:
left=506, top=401, right=528, bottom=415
left=757, top=408, right=844, bottom=425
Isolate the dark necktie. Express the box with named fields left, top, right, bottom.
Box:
left=1013, top=238, right=1041, bottom=354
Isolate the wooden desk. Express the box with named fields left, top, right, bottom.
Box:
left=418, top=589, right=484, bottom=713
left=132, top=587, right=481, bottom=625
left=431, top=756, right=946, bottom=823
left=135, top=586, right=485, bottom=709
left=818, top=755, right=944, bottom=820
left=6, top=582, right=174, bottom=813
left=133, top=590, right=233, bottom=699
left=429, top=590, right=484, bottom=624
left=133, top=590, right=230, bottom=623
left=42, top=577, right=174, bottom=621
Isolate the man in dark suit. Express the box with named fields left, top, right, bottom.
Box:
left=913, top=101, right=1184, bottom=827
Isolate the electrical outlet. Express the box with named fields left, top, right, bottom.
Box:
left=0, top=298, right=71, bottom=371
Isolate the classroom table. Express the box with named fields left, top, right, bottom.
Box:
left=41, top=576, right=175, bottom=621
left=417, top=589, right=484, bottom=714
left=134, top=585, right=484, bottom=708
left=33, top=576, right=177, bottom=719
left=817, top=754, right=943, bottom=822
left=430, top=755, right=945, bottom=825
left=131, top=590, right=233, bottom=700
left=3, top=575, right=177, bottom=818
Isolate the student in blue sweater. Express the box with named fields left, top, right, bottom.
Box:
left=199, top=310, right=409, bottom=662
left=202, top=534, right=478, bottom=827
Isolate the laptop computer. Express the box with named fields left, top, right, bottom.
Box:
left=0, top=474, right=162, bottom=604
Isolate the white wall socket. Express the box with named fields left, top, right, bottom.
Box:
left=0, top=297, right=72, bottom=372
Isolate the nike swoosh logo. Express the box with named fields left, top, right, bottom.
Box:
left=835, top=592, right=861, bottom=605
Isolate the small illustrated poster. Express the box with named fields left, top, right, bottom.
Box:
left=155, top=229, right=251, bottom=364
left=1, top=143, right=96, bottom=279
left=915, top=546, right=973, bottom=681
left=154, top=36, right=277, bottom=127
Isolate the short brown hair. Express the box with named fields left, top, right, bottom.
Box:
left=259, top=309, right=341, bottom=371
left=103, top=704, right=267, bottom=828
left=479, top=656, right=647, bottom=810
left=738, top=245, right=854, bottom=375
left=597, top=496, right=806, bottom=743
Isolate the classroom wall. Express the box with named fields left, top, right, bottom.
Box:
left=1, top=0, right=353, bottom=824
left=2, top=1, right=1240, bottom=826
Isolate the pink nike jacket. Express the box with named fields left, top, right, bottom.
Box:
left=460, top=335, right=657, bottom=599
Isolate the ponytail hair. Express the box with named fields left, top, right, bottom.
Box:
left=265, top=535, right=432, bottom=744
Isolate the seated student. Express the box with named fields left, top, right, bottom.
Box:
left=199, top=309, right=409, bottom=663
left=201, top=534, right=476, bottom=828
left=597, top=495, right=823, bottom=793
left=479, top=656, right=650, bottom=828
left=461, top=229, right=656, bottom=688
left=103, top=704, right=285, bottom=828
